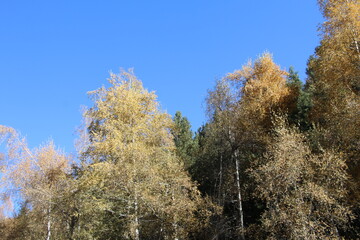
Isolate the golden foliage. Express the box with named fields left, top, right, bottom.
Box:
left=310, top=0, right=360, bottom=209
left=0, top=125, right=74, bottom=238
left=311, top=0, right=360, bottom=120
left=78, top=69, right=212, bottom=239
left=252, top=116, right=351, bottom=239
left=227, top=53, right=290, bottom=121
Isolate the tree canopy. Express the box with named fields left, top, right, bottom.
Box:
left=1, top=1, right=359, bottom=239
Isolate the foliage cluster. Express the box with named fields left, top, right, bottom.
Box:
left=1, top=1, right=359, bottom=239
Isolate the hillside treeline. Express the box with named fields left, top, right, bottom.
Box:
left=1, top=0, right=359, bottom=239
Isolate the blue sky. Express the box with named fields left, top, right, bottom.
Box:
left=1, top=0, right=323, bottom=154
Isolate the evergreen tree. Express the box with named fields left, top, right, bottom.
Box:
left=286, top=66, right=313, bottom=130
left=172, top=111, right=197, bottom=169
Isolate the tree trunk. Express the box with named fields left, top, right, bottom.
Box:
left=234, top=150, right=245, bottom=240
left=218, top=154, right=223, bottom=206
left=131, top=134, right=140, bottom=240
left=68, top=215, right=75, bottom=240
left=172, top=191, right=179, bottom=240
left=46, top=207, right=51, bottom=240
left=228, top=128, right=245, bottom=240
left=134, top=193, right=140, bottom=240
left=173, top=222, right=179, bottom=240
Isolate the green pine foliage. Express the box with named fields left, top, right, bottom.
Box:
left=172, top=111, right=198, bottom=169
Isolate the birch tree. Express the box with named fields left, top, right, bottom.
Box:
left=78, top=70, right=211, bottom=239
left=252, top=116, right=351, bottom=239
left=307, top=1, right=360, bottom=235
left=309, top=0, right=360, bottom=156
left=196, top=53, right=295, bottom=239
left=0, top=126, right=74, bottom=239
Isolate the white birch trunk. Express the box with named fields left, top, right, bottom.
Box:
left=218, top=154, right=223, bottom=205
left=171, top=191, right=179, bottom=240
left=228, top=128, right=245, bottom=240
left=134, top=195, right=140, bottom=240
left=234, top=150, right=245, bottom=240
left=131, top=133, right=140, bottom=240
left=46, top=207, right=51, bottom=240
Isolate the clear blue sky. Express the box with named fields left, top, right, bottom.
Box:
left=1, top=0, right=323, bottom=154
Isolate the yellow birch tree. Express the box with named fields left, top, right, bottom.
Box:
left=77, top=70, right=211, bottom=239
left=0, top=126, right=74, bottom=239
left=252, top=116, right=351, bottom=239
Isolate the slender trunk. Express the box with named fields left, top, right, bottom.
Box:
left=171, top=191, right=179, bottom=240
left=349, top=27, right=360, bottom=60
left=218, top=154, right=223, bottom=206
left=131, top=133, right=140, bottom=240
left=234, top=150, right=245, bottom=240
left=133, top=162, right=140, bottom=240
left=46, top=207, right=51, bottom=240
left=134, top=193, right=140, bottom=240
left=172, top=222, right=179, bottom=240
left=354, top=37, right=360, bottom=56
left=228, top=128, right=245, bottom=240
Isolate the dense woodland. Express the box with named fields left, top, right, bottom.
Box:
left=1, top=0, right=359, bottom=239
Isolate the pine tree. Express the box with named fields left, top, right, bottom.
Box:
left=286, top=66, right=313, bottom=130
left=172, top=111, right=197, bottom=170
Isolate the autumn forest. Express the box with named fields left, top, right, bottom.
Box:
left=1, top=0, right=360, bottom=239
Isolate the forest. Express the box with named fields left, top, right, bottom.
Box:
left=0, top=0, right=359, bottom=239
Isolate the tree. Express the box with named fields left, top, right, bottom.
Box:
left=229, top=53, right=297, bottom=239
left=0, top=201, right=31, bottom=240
left=285, top=66, right=313, bottom=131
left=172, top=111, right=197, bottom=170
left=252, top=116, right=351, bottom=239
left=78, top=69, right=211, bottom=239
left=192, top=53, right=295, bottom=239
left=0, top=126, right=75, bottom=240
left=307, top=1, right=360, bottom=235
left=309, top=0, right=360, bottom=153
left=226, top=52, right=291, bottom=130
